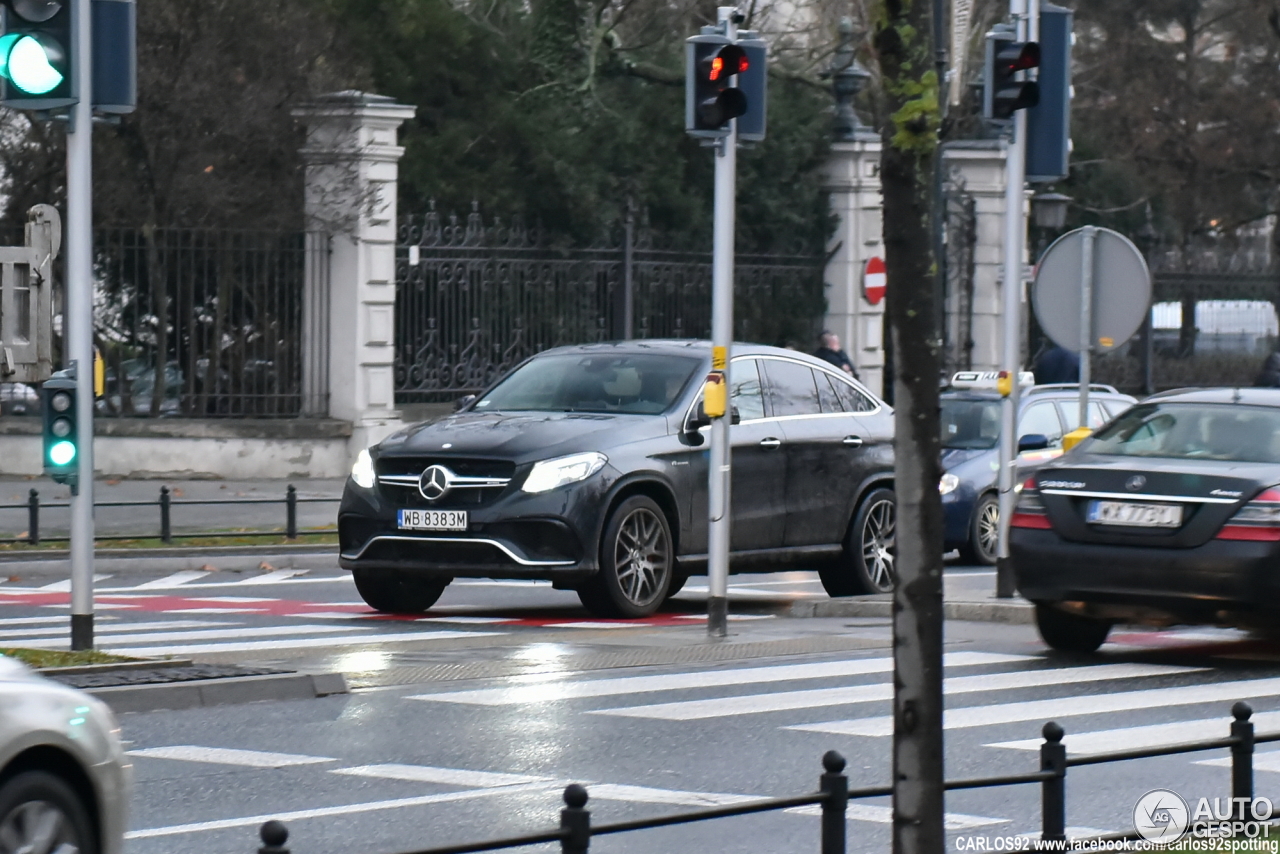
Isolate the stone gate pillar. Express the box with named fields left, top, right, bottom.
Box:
left=294, top=91, right=416, bottom=461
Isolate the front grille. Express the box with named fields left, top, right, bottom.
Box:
left=376, top=456, right=517, bottom=508
left=377, top=457, right=516, bottom=479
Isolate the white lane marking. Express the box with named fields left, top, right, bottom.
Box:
left=20, top=624, right=360, bottom=649
left=124, top=782, right=554, bottom=839
left=128, top=746, right=336, bottom=767
left=160, top=608, right=265, bottom=614
left=543, top=622, right=636, bottom=629
left=131, top=571, right=212, bottom=590
left=187, top=596, right=277, bottom=603
left=409, top=652, right=1031, bottom=706
left=37, top=574, right=111, bottom=591
left=97, top=576, right=351, bottom=593
left=672, top=614, right=776, bottom=621
left=0, top=615, right=97, bottom=626
left=592, top=663, right=1198, bottom=720
left=234, top=570, right=309, bottom=585
left=588, top=784, right=758, bottom=806
left=0, top=620, right=230, bottom=639
left=333, top=765, right=549, bottom=787
left=415, top=616, right=513, bottom=624
left=1198, top=748, right=1280, bottom=773
left=790, top=676, right=1280, bottom=737
left=42, top=603, right=138, bottom=610
left=108, top=630, right=504, bottom=656
left=987, top=712, right=1280, bottom=753
left=680, top=585, right=795, bottom=598
left=787, top=804, right=1007, bottom=829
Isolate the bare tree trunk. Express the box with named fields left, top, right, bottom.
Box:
left=873, top=2, right=945, bottom=854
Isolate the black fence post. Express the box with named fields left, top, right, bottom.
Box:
left=27, top=489, right=38, bottom=545
left=1040, top=721, right=1067, bottom=842
left=286, top=485, right=298, bottom=540
left=159, top=486, right=172, bottom=544
left=1231, top=701, right=1254, bottom=815
left=560, top=784, right=591, bottom=854
left=258, top=820, right=289, bottom=853
left=820, top=750, right=848, bottom=854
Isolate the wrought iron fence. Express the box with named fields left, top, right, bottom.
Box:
left=91, top=228, right=329, bottom=418
left=251, top=703, right=1275, bottom=854
left=394, top=206, right=828, bottom=403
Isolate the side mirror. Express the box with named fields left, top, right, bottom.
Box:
left=687, top=401, right=711, bottom=433
left=731, top=405, right=741, bottom=425
left=454, top=394, right=477, bottom=412
left=1017, top=433, right=1050, bottom=453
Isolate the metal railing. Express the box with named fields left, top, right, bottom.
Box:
left=250, top=703, right=1276, bottom=854
left=0, top=485, right=338, bottom=545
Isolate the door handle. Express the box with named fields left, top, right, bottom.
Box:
left=842, top=436, right=864, bottom=447
left=759, top=438, right=781, bottom=449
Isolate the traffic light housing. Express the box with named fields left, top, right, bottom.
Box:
left=686, top=35, right=749, bottom=137
left=41, top=368, right=77, bottom=485
left=1025, top=3, right=1073, bottom=183
left=735, top=35, right=767, bottom=142
left=0, top=0, right=75, bottom=110
left=983, top=28, right=1040, bottom=120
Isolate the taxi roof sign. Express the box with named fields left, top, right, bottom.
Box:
left=950, top=371, right=1035, bottom=390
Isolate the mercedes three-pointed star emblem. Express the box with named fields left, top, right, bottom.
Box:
left=419, top=465, right=453, bottom=501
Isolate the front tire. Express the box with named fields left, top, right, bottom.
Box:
left=1035, top=604, right=1112, bottom=653
left=352, top=569, right=449, bottom=614
left=578, top=495, right=673, bottom=618
left=958, top=493, right=1000, bottom=566
left=819, top=487, right=896, bottom=596
left=0, top=770, right=97, bottom=854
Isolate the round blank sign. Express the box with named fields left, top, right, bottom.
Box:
left=1032, top=227, right=1151, bottom=354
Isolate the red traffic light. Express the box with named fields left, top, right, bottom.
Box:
left=704, top=45, right=747, bottom=82
left=996, top=41, right=1039, bottom=73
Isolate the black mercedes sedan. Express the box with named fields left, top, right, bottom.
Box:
left=1011, top=388, right=1280, bottom=652
left=339, top=340, right=896, bottom=617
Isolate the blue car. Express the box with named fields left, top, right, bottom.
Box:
left=939, top=373, right=1137, bottom=565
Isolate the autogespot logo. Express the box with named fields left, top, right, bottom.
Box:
left=1134, top=788, right=1190, bottom=843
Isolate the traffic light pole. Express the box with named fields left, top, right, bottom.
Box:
left=995, top=0, right=1035, bottom=599
left=67, top=0, right=95, bottom=650
left=706, top=5, right=738, bottom=639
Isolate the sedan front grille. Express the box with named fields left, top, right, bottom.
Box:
left=376, top=457, right=517, bottom=507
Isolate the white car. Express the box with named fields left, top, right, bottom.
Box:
left=0, top=656, right=130, bottom=854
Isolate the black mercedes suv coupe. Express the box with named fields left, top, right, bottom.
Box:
left=339, top=340, right=896, bottom=617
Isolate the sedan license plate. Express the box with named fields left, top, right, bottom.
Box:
left=1087, top=500, right=1181, bottom=528
left=397, top=509, right=468, bottom=532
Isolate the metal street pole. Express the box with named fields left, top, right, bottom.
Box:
left=67, top=0, right=95, bottom=650
left=1076, top=226, right=1095, bottom=428
left=706, top=5, right=738, bottom=639
left=995, top=0, right=1032, bottom=599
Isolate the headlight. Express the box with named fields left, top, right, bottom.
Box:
left=351, top=448, right=376, bottom=489
left=939, top=473, right=960, bottom=495
left=522, top=452, right=607, bottom=494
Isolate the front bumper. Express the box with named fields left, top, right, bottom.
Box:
left=338, top=476, right=609, bottom=582
left=1011, top=528, right=1280, bottom=621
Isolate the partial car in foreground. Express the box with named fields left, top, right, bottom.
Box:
left=1011, top=388, right=1280, bottom=652
left=339, top=340, right=897, bottom=617
left=0, top=655, right=130, bottom=854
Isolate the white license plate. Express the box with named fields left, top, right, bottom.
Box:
left=1087, top=500, right=1182, bottom=528
left=397, top=509, right=468, bottom=531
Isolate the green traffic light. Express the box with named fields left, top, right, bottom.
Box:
left=48, top=439, right=75, bottom=466
left=0, top=33, right=64, bottom=95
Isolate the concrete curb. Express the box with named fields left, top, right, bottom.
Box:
left=36, top=658, right=195, bottom=676
left=87, top=671, right=349, bottom=714
left=0, top=548, right=340, bottom=577
left=788, top=597, right=1035, bottom=624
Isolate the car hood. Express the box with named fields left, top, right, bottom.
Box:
left=378, top=410, right=667, bottom=461
left=941, top=447, right=992, bottom=468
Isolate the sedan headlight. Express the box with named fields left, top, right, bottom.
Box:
left=351, top=448, right=376, bottom=489
left=522, top=452, right=607, bottom=494
left=939, top=473, right=960, bottom=495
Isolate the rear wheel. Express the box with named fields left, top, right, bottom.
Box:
left=1035, top=604, right=1112, bottom=653
left=958, top=493, right=1000, bottom=566
left=819, top=488, right=896, bottom=596
left=0, top=770, right=97, bottom=854
left=578, top=496, right=673, bottom=618
left=352, top=569, right=449, bottom=614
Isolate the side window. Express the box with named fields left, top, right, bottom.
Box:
left=831, top=375, right=877, bottom=413
left=1054, top=401, right=1111, bottom=431
left=729, top=359, right=766, bottom=421
left=762, top=359, right=822, bottom=417
left=1019, top=402, right=1065, bottom=447
left=816, top=371, right=843, bottom=414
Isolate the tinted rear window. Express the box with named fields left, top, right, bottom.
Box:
left=475, top=353, right=701, bottom=414
left=1085, top=402, right=1280, bottom=463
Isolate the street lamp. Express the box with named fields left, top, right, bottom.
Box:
left=1031, top=191, right=1071, bottom=230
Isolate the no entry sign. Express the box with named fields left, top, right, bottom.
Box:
left=863, top=256, right=886, bottom=305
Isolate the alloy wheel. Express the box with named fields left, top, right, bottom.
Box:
left=0, top=799, right=81, bottom=854
left=612, top=507, right=671, bottom=607
left=860, top=498, right=895, bottom=591
left=977, top=498, right=1000, bottom=562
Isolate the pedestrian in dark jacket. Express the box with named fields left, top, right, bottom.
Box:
left=1033, top=345, right=1080, bottom=385
left=1254, top=350, right=1280, bottom=387
left=814, top=331, right=860, bottom=380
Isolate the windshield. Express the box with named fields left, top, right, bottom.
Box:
left=474, top=353, right=701, bottom=414
left=1086, top=402, right=1280, bottom=463
left=940, top=398, right=1002, bottom=450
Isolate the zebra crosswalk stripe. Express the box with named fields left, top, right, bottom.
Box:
left=987, top=712, right=1280, bottom=754
left=107, top=629, right=504, bottom=656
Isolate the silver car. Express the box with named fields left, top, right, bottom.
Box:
left=0, top=656, right=130, bottom=854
